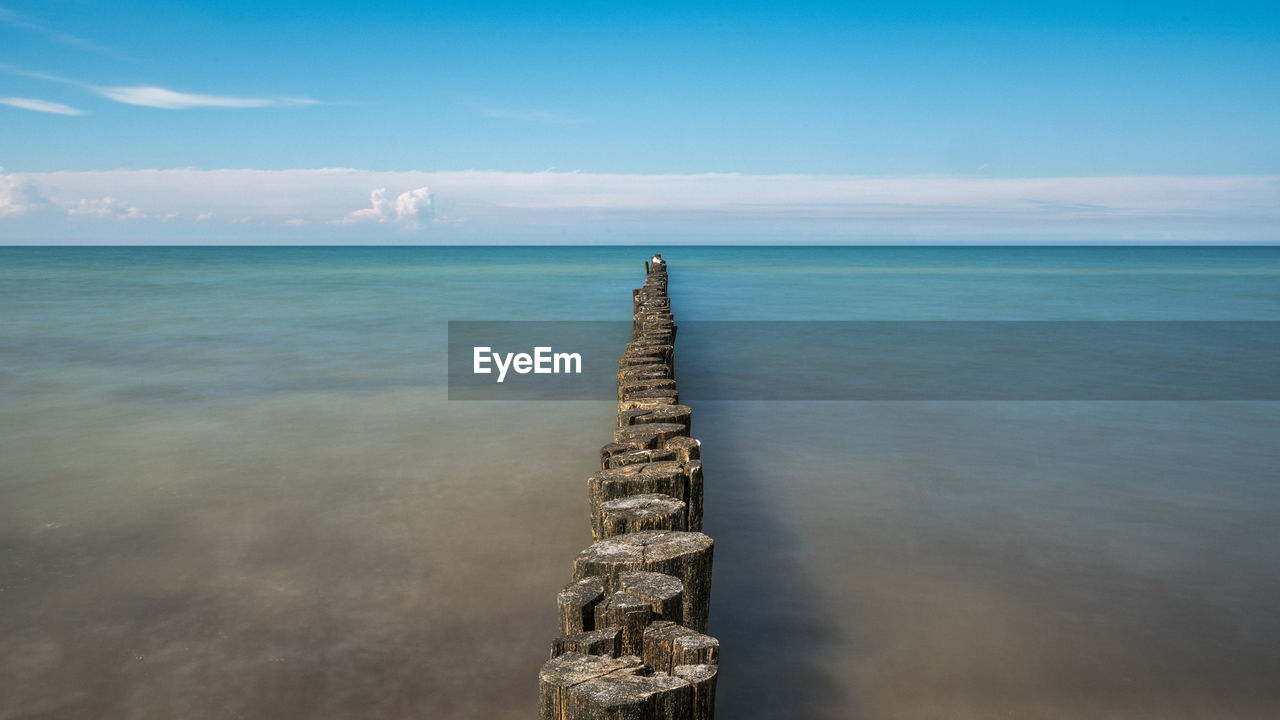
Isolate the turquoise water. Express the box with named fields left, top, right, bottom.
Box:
left=2, top=246, right=1278, bottom=718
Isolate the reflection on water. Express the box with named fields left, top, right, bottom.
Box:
left=2, top=246, right=1279, bottom=719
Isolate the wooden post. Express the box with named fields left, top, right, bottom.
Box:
left=663, top=437, right=701, bottom=464
left=599, top=493, right=688, bottom=537
left=588, top=463, right=687, bottom=541
left=539, top=653, right=646, bottom=720
left=573, top=531, right=713, bottom=632
left=619, top=393, right=681, bottom=411
left=642, top=621, right=720, bottom=674
left=673, top=665, right=717, bottom=720
left=614, top=422, right=689, bottom=449
left=565, top=672, right=692, bottom=720
left=617, top=377, right=677, bottom=401
left=558, top=576, right=606, bottom=635
left=619, top=572, right=684, bottom=624
left=619, top=363, right=673, bottom=383
left=552, top=627, right=622, bottom=659
left=541, top=258, right=718, bottom=718
left=682, top=459, right=704, bottom=533
left=622, top=404, right=693, bottom=429
left=594, top=591, right=653, bottom=656
left=603, top=448, right=678, bottom=471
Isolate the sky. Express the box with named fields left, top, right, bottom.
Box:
left=1, top=1, right=1277, bottom=244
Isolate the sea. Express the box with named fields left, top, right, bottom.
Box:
left=1, top=246, right=1277, bottom=719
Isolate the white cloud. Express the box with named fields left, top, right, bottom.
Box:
left=93, top=86, right=317, bottom=110
left=0, top=167, right=51, bottom=217
left=66, top=196, right=144, bottom=220
left=4, top=168, right=1277, bottom=243
left=395, top=187, right=433, bottom=226
left=341, top=186, right=433, bottom=228
left=342, top=188, right=392, bottom=224
left=0, top=96, right=85, bottom=115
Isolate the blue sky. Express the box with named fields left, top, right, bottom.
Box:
left=1, top=1, right=1277, bottom=243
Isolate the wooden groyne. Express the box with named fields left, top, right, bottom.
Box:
left=539, top=259, right=719, bottom=719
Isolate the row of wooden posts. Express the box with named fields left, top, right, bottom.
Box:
left=538, top=259, right=719, bottom=719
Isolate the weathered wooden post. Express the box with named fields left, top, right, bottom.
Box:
left=620, top=572, right=685, bottom=624
left=572, top=530, right=714, bottom=632
left=538, top=257, right=718, bottom=719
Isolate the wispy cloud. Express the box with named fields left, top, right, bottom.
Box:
left=93, top=86, right=319, bottom=109
left=0, top=66, right=79, bottom=85
left=0, top=7, right=118, bottom=56
left=1, top=66, right=319, bottom=110
left=483, top=107, right=585, bottom=126
left=0, top=96, right=84, bottom=115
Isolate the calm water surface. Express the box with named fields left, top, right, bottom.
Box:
left=1, top=246, right=1277, bottom=718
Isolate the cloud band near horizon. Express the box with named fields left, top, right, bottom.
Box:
left=2, top=168, right=1277, bottom=243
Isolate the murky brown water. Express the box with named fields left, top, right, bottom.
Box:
left=1, top=393, right=607, bottom=719
left=704, top=401, right=1280, bottom=719
left=5, top=394, right=1277, bottom=718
